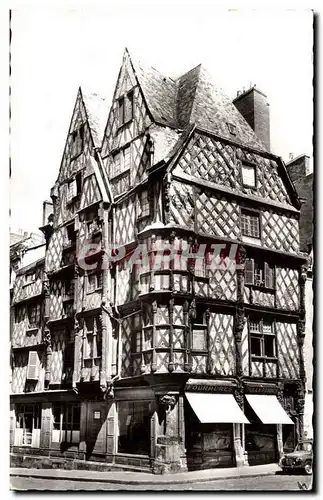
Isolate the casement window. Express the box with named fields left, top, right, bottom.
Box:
left=111, top=146, right=131, bottom=178
left=26, top=351, right=40, bottom=380
left=87, top=271, right=103, bottom=293
left=192, top=307, right=207, bottom=351
left=244, top=259, right=274, bottom=288
left=249, top=319, right=276, bottom=359
left=27, top=304, right=41, bottom=329
left=52, top=403, right=80, bottom=445
left=138, top=190, right=150, bottom=219
left=118, top=91, right=133, bottom=127
left=241, top=209, right=260, bottom=238
left=241, top=163, right=256, bottom=187
left=70, top=124, right=84, bottom=158
left=117, top=401, right=153, bottom=455
left=65, top=223, right=76, bottom=245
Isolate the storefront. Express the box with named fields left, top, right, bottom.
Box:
left=244, top=394, right=293, bottom=465
left=184, top=381, right=249, bottom=470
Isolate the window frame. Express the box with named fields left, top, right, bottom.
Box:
left=27, top=303, right=41, bottom=329
left=118, top=91, right=134, bottom=128
left=244, top=258, right=274, bottom=289
left=86, top=271, right=103, bottom=294
left=240, top=208, right=261, bottom=239
left=70, top=124, right=84, bottom=159
left=249, top=318, right=276, bottom=360
left=241, top=162, right=257, bottom=189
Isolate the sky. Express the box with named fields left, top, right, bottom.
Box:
left=10, top=6, right=313, bottom=234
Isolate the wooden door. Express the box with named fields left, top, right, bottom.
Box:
left=86, top=402, right=108, bottom=460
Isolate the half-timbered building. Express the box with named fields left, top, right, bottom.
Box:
left=10, top=49, right=309, bottom=473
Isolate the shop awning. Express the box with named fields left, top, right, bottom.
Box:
left=246, top=395, right=293, bottom=425
left=185, top=392, right=249, bottom=424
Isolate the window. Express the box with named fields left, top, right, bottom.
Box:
left=25, top=272, right=36, bottom=284
left=64, top=280, right=74, bottom=298
left=27, top=304, right=40, bottom=328
left=70, top=124, right=84, bottom=158
left=15, top=404, right=41, bottom=446
left=118, top=91, right=133, bottom=127
left=84, top=316, right=102, bottom=359
left=26, top=351, right=40, bottom=380
left=52, top=403, right=80, bottom=446
left=227, top=123, right=236, bottom=135
left=66, top=179, right=77, bottom=204
left=242, top=163, right=256, bottom=187
left=138, top=190, right=150, bottom=218
left=66, top=223, right=76, bottom=244
left=134, top=331, right=141, bottom=353
left=192, top=306, right=207, bottom=351
left=87, top=272, right=102, bottom=293
left=249, top=319, right=276, bottom=359
left=111, top=146, right=131, bottom=178
left=244, top=259, right=274, bottom=288
left=241, top=209, right=260, bottom=238
left=118, top=401, right=153, bottom=455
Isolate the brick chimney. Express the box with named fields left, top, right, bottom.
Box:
left=286, top=154, right=310, bottom=183
left=233, top=87, right=270, bottom=151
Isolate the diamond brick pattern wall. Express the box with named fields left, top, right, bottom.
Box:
left=45, top=228, right=64, bottom=273
left=114, top=196, right=136, bottom=246
left=208, top=268, right=237, bottom=301
left=169, top=181, right=195, bottom=229
left=155, top=351, right=169, bottom=372
left=252, top=290, right=275, bottom=308
left=262, top=211, right=299, bottom=253
left=264, top=361, right=277, bottom=378
left=121, top=316, right=133, bottom=377
left=276, top=267, right=299, bottom=310
left=276, top=322, right=299, bottom=379
left=241, top=319, right=249, bottom=376
left=251, top=360, right=263, bottom=377
left=51, top=329, right=65, bottom=384
left=116, top=264, right=132, bottom=305
left=80, top=173, right=101, bottom=210
left=49, top=281, right=64, bottom=320
left=175, top=132, right=291, bottom=204
left=191, top=355, right=207, bottom=374
left=209, top=313, right=235, bottom=375
left=12, top=352, right=28, bottom=393
left=196, top=191, right=240, bottom=239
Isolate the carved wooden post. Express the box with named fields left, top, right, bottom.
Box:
left=168, top=298, right=174, bottom=373
left=276, top=383, right=284, bottom=458
left=235, top=245, right=246, bottom=378
left=73, top=315, right=82, bottom=387
left=43, top=276, right=52, bottom=389
left=183, top=300, right=190, bottom=372
left=296, top=262, right=307, bottom=441
left=163, top=175, right=171, bottom=225
left=151, top=300, right=158, bottom=372
left=205, top=308, right=211, bottom=374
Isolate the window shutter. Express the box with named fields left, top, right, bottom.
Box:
left=27, top=351, right=39, bottom=380
left=264, top=262, right=273, bottom=288
left=244, top=259, right=254, bottom=285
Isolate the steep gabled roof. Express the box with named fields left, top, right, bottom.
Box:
left=81, top=88, right=109, bottom=148
left=127, top=52, right=266, bottom=151
left=131, top=59, right=178, bottom=127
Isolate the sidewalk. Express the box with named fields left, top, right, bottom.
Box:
left=10, top=463, right=280, bottom=485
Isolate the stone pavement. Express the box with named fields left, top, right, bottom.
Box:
left=11, top=463, right=280, bottom=485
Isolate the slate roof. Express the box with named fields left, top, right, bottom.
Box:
left=81, top=88, right=109, bottom=148
left=130, top=54, right=266, bottom=151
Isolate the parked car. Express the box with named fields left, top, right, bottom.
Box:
left=279, top=440, right=313, bottom=475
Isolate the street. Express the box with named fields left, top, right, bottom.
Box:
left=10, top=473, right=313, bottom=491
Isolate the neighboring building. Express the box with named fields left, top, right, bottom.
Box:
left=286, top=155, right=313, bottom=440
left=10, top=50, right=308, bottom=473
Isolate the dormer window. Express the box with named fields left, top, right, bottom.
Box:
left=118, top=91, right=133, bottom=127
left=227, top=123, right=236, bottom=135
